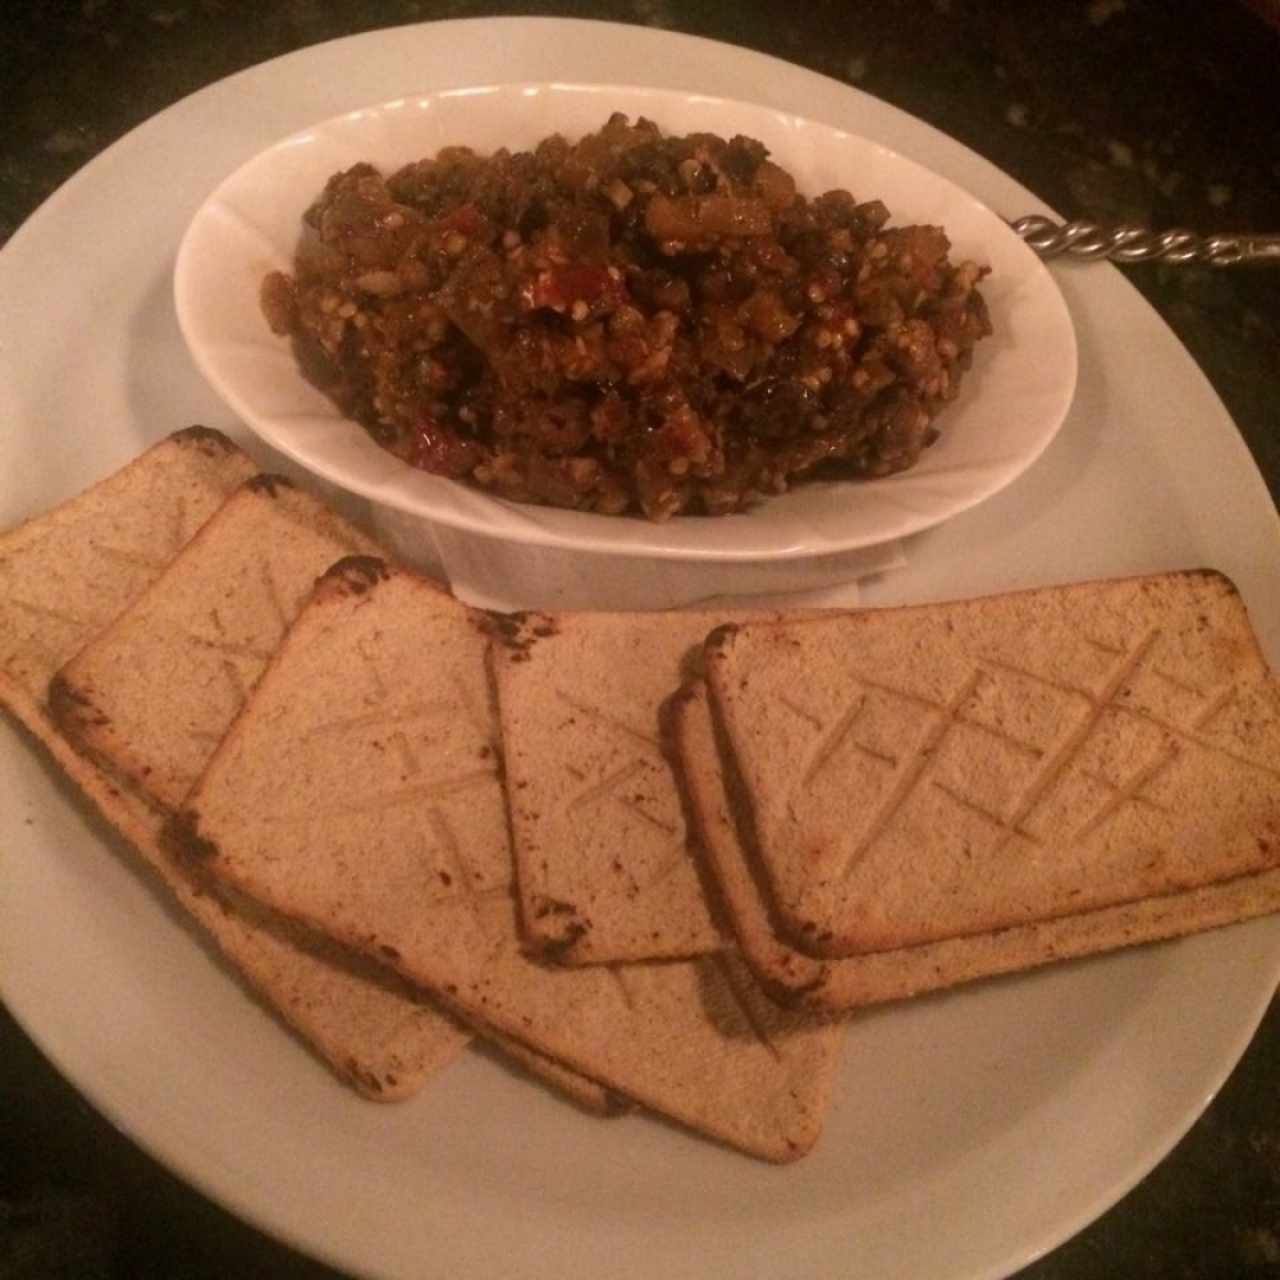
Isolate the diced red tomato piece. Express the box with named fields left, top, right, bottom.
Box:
left=528, top=265, right=628, bottom=311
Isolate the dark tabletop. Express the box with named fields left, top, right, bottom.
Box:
left=2, top=2, right=1279, bottom=1277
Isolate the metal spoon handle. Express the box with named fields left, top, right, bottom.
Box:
left=1010, top=215, right=1280, bottom=267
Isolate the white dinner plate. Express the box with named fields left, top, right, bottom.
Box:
left=174, top=81, right=1076, bottom=560
left=1, top=18, right=1278, bottom=1280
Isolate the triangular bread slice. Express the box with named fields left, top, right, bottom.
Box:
left=1, top=434, right=473, bottom=1099
left=178, top=558, right=843, bottom=1161
left=702, top=571, right=1280, bottom=959
left=490, top=609, right=730, bottom=963
left=673, top=678, right=1280, bottom=1012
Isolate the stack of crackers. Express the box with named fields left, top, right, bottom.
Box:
left=4, top=430, right=1279, bottom=1163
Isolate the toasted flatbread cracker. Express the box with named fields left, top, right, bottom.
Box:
left=490, top=609, right=729, bottom=963
left=49, top=473, right=383, bottom=809
left=31, top=464, right=612, bottom=1111
left=674, top=678, right=1280, bottom=1011
left=703, top=571, right=1280, bottom=959
left=180, top=559, right=842, bottom=1161
left=0, top=436, right=472, bottom=1099
left=0, top=426, right=257, bottom=716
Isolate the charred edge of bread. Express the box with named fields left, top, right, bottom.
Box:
left=243, top=472, right=297, bottom=498
left=1188, top=567, right=1244, bottom=607
left=163, top=807, right=223, bottom=866
left=667, top=683, right=826, bottom=1006
left=656, top=684, right=736, bottom=944
left=526, top=894, right=592, bottom=959
left=699, top=679, right=835, bottom=992
left=704, top=678, right=828, bottom=967
left=47, top=671, right=110, bottom=746
left=598, top=1088, right=634, bottom=1117
left=483, top=610, right=559, bottom=655
left=314, top=555, right=392, bottom=598
left=171, top=424, right=242, bottom=455
left=46, top=673, right=172, bottom=826
left=479, top=632, right=590, bottom=960
left=702, top=622, right=741, bottom=666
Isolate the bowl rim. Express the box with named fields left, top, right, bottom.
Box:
left=174, top=79, right=1079, bottom=563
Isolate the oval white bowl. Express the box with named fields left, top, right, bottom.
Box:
left=175, top=82, right=1077, bottom=561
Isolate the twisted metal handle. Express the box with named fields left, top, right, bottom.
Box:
left=1011, top=215, right=1280, bottom=267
